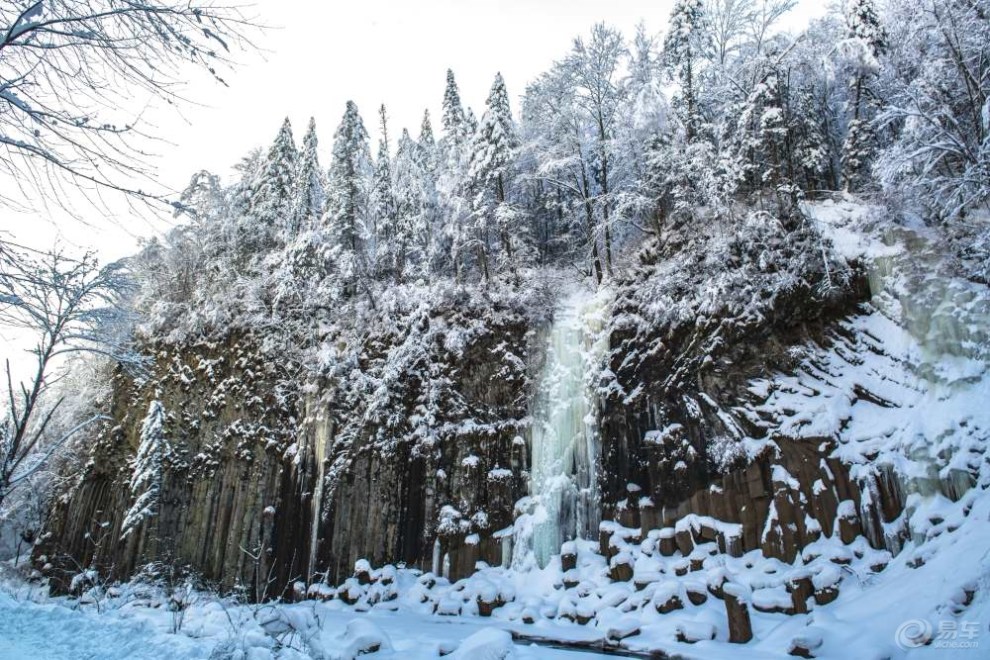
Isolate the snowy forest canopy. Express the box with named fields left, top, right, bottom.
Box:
left=137, top=0, right=988, bottom=340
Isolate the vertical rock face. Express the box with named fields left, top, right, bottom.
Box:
left=306, top=319, right=532, bottom=582
left=594, top=252, right=898, bottom=561
left=37, top=339, right=301, bottom=597
left=37, top=298, right=536, bottom=596
left=304, top=300, right=536, bottom=584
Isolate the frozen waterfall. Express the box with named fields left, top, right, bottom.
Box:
left=307, top=407, right=331, bottom=582
left=526, top=288, right=608, bottom=568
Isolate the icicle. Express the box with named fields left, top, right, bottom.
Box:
left=307, top=407, right=331, bottom=582
left=432, top=538, right=441, bottom=576
left=500, top=534, right=512, bottom=568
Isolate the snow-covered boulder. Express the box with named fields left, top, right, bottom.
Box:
left=323, top=619, right=391, bottom=659
left=448, top=628, right=516, bottom=660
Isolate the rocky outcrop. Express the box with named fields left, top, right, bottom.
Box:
left=36, top=338, right=301, bottom=596
left=594, top=224, right=899, bottom=564
left=307, top=308, right=533, bottom=581
left=37, top=292, right=537, bottom=598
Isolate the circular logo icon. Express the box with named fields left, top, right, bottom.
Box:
left=896, top=619, right=933, bottom=649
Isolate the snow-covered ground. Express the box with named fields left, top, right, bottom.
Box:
left=0, top=578, right=613, bottom=660
left=4, top=490, right=989, bottom=660
left=0, top=589, right=216, bottom=659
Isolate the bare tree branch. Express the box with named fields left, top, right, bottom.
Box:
left=0, top=0, right=262, bottom=216
left=0, top=240, right=141, bottom=510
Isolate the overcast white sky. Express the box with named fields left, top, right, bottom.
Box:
left=1, top=0, right=829, bottom=260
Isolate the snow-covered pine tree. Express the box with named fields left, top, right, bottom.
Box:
left=846, top=0, right=887, bottom=59
left=663, top=0, right=710, bottom=142
left=326, top=101, right=374, bottom=294
left=792, top=88, right=829, bottom=193
left=249, top=117, right=299, bottom=232
left=290, top=117, right=326, bottom=232
left=437, top=72, right=475, bottom=283
left=841, top=0, right=887, bottom=191
left=626, top=22, right=667, bottom=143
left=121, top=400, right=168, bottom=540
left=736, top=64, right=800, bottom=212
left=415, top=110, right=442, bottom=275
left=373, top=105, right=399, bottom=280
left=228, top=147, right=263, bottom=220
left=617, top=24, right=672, bottom=240
left=468, top=73, right=519, bottom=280
left=417, top=110, right=438, bottom=177
left=465, top=108, right=479, bottom=138
left=393, top=128, right=424, bottom=279
left=175, top=170, right=227, bottom=226
left=278, top=118, right=336, bottom=306
left=441, top=69, right=468, bottom=148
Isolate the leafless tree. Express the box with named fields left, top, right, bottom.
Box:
left=0, top=240, right=136, bottom=512
left=568, top=23, right=628, bottom=278
left=0, top=0, right=260, bottom=215
left=707, top=0, right=798, bottom=71
left=709, top=0, right=754, bottom=66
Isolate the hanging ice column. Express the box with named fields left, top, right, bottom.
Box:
left=306, top=405, right=332, bottom=582
left=528, top=288, right=609, bottom=568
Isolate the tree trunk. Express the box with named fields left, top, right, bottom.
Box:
left=476, top=244, right=490, bottom=284
left=597, top=122, right=614, bottom=278
left=685, top=49, right=696, bottom=142
left=496, top=174, right=514, bottom=271
left=579, top=167, right=604, bottom=284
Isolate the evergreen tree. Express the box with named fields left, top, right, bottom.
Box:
left=663, top=0, right=710, bottom=142
left=736, top=66, right=793, bottom=205
left=470, top=75, right=517, bottom=192
left=792, top=88, right=829, bottom=193
left=441, top=69, right=468, bottom=147
left=121, top=400, right=168, bottom=540
left=841, top=0, right=887, bottom=190
left=417, top=110, right=438, bottom=175
left=619, top=24, right=672, bottom=241
left=393, top=128, right=424, bottom=279
left=373, top=105, right=399, bottom=279
left=175, top=170, right=227, bottom=227
left=326, top=101, right=374, bottom=292
left=437, top=74, right=474, bottom=283
left=846, top=0, right=887, bottom=57
left=229, top=147, right=263, bottom=220
left=469, top=73, right=519, bottom=279
left=416, top=110, right=442, bottom=275
left=290, top=117, right=326, bottom=231
left=249, top=117, right=299, bottom=230
left=465, top=107, right=479, bottom=138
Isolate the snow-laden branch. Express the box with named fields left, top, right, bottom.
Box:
left=0, top=0, right=261, bottom=215
left=0, top=241, right=139, bottom=512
